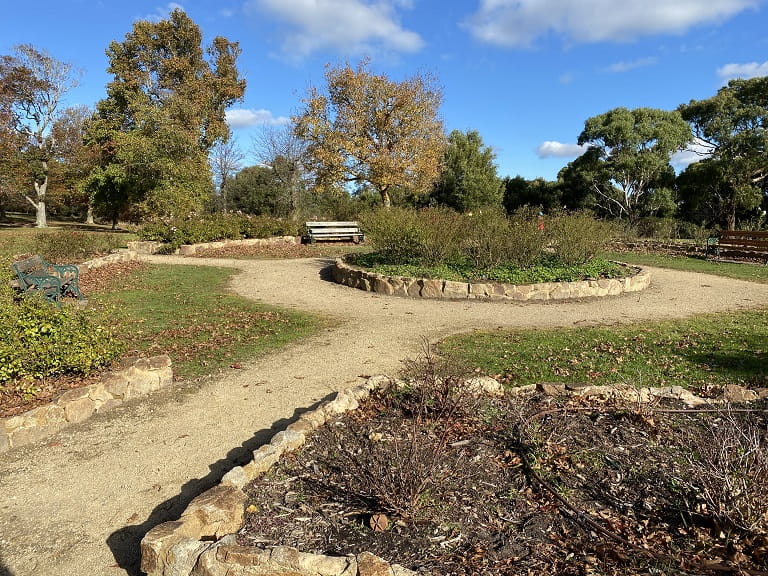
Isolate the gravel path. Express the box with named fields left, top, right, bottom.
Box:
left=1, top=256, right=767, bottom=576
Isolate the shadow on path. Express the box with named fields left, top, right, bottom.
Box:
left=0, top=553, right=13, bottom=576
left=106, top=396, right=333, bottom=575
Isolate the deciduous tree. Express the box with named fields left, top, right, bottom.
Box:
left=576, top=107, right=691, bottom=222
left=294, top=60, right=445, bottom=208
left=210, top=137, right=245, bottom=211
left=0, top=44, right=80, bottom=227
left=87, top=8, right=245, bottom=220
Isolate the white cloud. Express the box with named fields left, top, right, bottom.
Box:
left=247, top=0, right=423, bottom=59
left=144, top=3, right=184, bottom=22
left=465, top=0, right=759, bottom=48
left=717, top=61, right=768, bottom=82
left=604, top=57, right=657, bottom=73
left=536, top=141, right=588, bottom=158
left=226, top=108, right=290, bottom=128
left=671, top=138, right=713, bottom=170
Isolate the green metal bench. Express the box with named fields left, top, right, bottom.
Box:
left=11, top=255, right=84, bottom=303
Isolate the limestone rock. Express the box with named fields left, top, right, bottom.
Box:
left=180, top=485, right=247, bottom=540
left=721, top=384, right=758, bottom=403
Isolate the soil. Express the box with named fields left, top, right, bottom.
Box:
left=240, top=380, right=768, bottom=575
left=1, top=247, right=768, bottom=576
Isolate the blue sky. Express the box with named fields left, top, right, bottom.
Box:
left=1, top=0, right=767, bottom=180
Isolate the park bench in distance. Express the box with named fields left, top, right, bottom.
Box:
left=706, top=230, right=768, bottom=263
left=304, top=221, right=364, bottom=244
left=11, top=255, right=84, bottom=303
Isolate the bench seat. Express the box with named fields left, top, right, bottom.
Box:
left=305, top=221, right=364, bottom=243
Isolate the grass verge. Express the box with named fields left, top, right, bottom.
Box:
left=603, top=251, right=768, bottom=283
left=439, top=308, right=768, bottom=393
left=91, top=264, right=326, bottom=379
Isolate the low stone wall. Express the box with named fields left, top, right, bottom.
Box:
left=333, top=259, right=651, bottom=301
left=0, top=355, right=172, bottom=453
left=140, top=376, right=767, bottom=576
left=76, top=248, right=140, bottom=271
left=127, top=237, right=301, bottom=256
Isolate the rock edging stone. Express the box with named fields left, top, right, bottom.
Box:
left=140, top=375, right=765, bottom=576
left=332, top=259, right=651, bottom=301
left=0, top=355, right=172, bottom=453
left=127, top=236, right=301, bottom=256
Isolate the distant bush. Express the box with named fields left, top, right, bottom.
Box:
left=0, top=263, right=123, bottom=391
left=547, top=209, right=614, bottom=265
left=32, top=230, right=128, bottom=264
left=136, top=213, right=300, bottom=252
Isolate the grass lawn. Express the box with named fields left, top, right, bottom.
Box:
left=89, top=263, right=327, bottom=379
left=440, top=307, right=768, bottom=394
left=603, top=250, right=768, bottom=283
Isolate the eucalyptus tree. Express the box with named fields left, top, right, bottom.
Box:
left=576, top=107, right=692, bottom=222
left=86, top=8, right=245, bottom=219
left=679, top=76, right=768, bottom=230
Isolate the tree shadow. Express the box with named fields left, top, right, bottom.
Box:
left=106, top=396, right=334, bottom=575
left=0, top=552, right=14, bottom=576
left=684, top=350, right=767, bottom=385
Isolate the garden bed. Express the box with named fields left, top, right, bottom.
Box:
left=238, top=375, right=768, bottom=575
left=333, top=258, right=651, bottom=301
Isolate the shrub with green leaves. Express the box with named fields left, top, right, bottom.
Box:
left=32, top=230, right=129, bottom=264
left=0, top=263, right=124, bottom=390
left=136, top=213, right=300, bottom=252
left=547, top=209, right=613, bottom=265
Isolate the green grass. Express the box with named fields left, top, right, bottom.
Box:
left=91, top=264, right=326, bottom=379
left=603, top=251, right=768, bottom=283
left=439, top=308, right=768, bottom=393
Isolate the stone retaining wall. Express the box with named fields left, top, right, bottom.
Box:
left=0, top=355, right=172, bottom=453
left=140, top=376, right=766, bottom=576
left=333, top=259, right=651, bottom=301
left=127, top=236, right=301, bottom=256
left=141, top=375, right=418, bottom=576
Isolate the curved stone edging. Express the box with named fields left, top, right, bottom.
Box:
left=332, top=259, right=651, bottom=301
left=140, top=376, right=766, bottom=576
left=0, top=355, right=172, bottom=453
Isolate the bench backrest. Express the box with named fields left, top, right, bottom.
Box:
left=718, top=230, right=768, bottom=250
left=11, top=255, right=47, bottom=277
left=305, top=221, right=360, bottom=230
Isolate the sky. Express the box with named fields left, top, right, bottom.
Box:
left=1, top=0, right=767, bottom=181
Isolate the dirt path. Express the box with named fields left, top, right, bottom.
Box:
left=1, top=257, right=767, bottom=576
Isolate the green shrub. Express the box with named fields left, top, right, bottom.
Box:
left=462, top=208, right=515, bottom=269
left=32, top=230, right=128, bottom=264
left=360, top=207, right=427, bottom=264
left=0, top=264, right=124, bottom=389
left=547, top=210, right=614, bottom=265
left=506, top=206, right=547, bottom=268
left=136, top=213, right=300, bottom=252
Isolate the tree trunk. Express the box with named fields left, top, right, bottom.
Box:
left=381, top=188, right=391, bottom=209
left=32, top=166, right=49, bottom=228
left=85, top=203, right=95, bottom=225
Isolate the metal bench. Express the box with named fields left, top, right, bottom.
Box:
left=706, top=230, right=768, bottom=263
left=11, top=255, right=84, bottom=303
left=305, top=221, right=364, bottom=244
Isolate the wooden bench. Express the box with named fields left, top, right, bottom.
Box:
left=11, top=255, right=84, bottom=303
left=706, top=230, right=768, bottom=262
left=305, top=221, right=364, bottom=244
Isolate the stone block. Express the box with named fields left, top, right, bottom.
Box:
left=269, top=547, right=357, bottom=575
left=537, top=382, right=566, bottom=396
left=88, top=383, right=114, bottom=405
left=406, top=281, right=422, bottom=298
left=140, top=521, right=189, bottom=575
left=149, top=354, right=172, bottom=369
left=95, top=398, right=123, bottom=413
left=63, top=397, right=96, bottom=423
left=443, top=281, right=468, bottom=299
left=181, top=484, right=246, bottom=540
left=250, top=445, right=281, bottom=476
left=270, top=430, right=306, bottom=453
left=420, top=279, right=443, bottom=299
left=358, top=551, right=397, bottom=576
left=0, top=426, right=9, bottom=452
left=56, top=387, right=91, bottom=404
left=469, top=283, right=492, bottom=299
left=220, top=466, right=248, bottom=490
left=179, top=245, right=197, bottom=255
left=373, top=277, right=394, bottom=295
